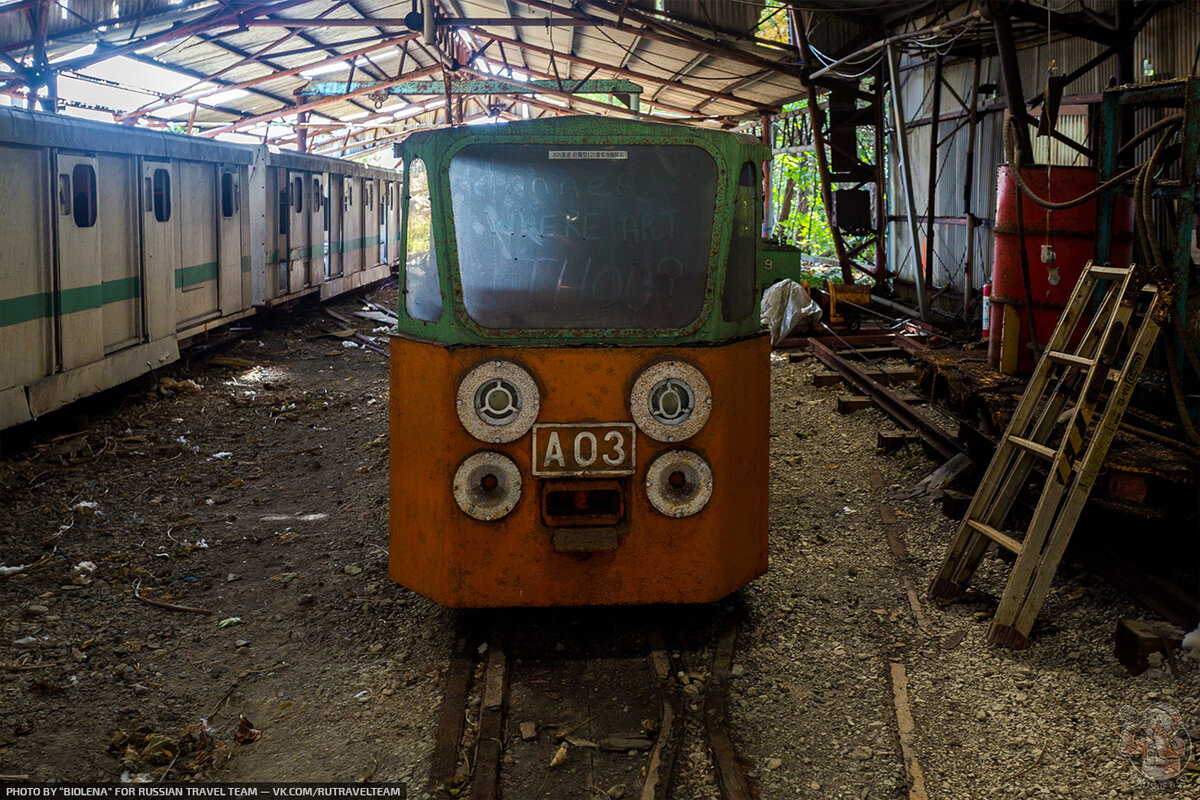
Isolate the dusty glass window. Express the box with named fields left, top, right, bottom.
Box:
left=722, top=160, right=761, bottom=322
left=152, top=168, right=170, bottom=223
left=292, top=176, right=303, bottom=213
left=448, top=144, right=716, bottom=329
left=71, top=164, right=97, bottom=228
left=221, top=172, right=235, bottom=219
left=404, top=159, right=441, bottom=322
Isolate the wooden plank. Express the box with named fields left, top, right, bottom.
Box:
left=1113, top=618, right=1187, bottom=675
left=814, top=368, right=916, bottom=388
left=705, top=611, right=753, bottom=800
left=427, top=630, right=475, bottom=795
left=871, top=469, right=929, bottom=631
left=471, top=617, right=510, bottom=800
left=889, top=662, right=930, bottom=800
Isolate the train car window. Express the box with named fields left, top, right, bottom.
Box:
left=366, top=182, right=373, bottom=210
left=404, top=159, right=442, bottom=322
left=152, top=168, right=171, bottom=223
left=221, top=172, right=235, bottom=219
left=448, top=144, right=716, bottom=329
left=722, top=161, right=761, bottom=322
left=313, top=178, right=322, bottom=212
left=72, top=164, right=97, bottom=228
left=278, top=188, right=289, bottom=234
left=292, top=177, right=304, bottom=213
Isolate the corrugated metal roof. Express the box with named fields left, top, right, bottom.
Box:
left=0, top=0, right=820, bottom=159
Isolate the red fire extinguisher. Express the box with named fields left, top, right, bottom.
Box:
left=981, top=282, right=992, bottom=339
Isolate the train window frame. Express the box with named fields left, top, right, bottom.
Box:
left=71, top=164, right=98, bottom=228
left=278, top=187, right=289, bottom=235
left=313, top=177, right=322, bottom=213
left=152, top=168, right=171, bottom=223
left=402, top=158, right=442, bottom=323
left=292, top=176, right=304, bottom=214
left=443, top=139, right=722, bottom=334
left=721, top=160, right=762, bottom=323
left=220, top=171, right=235, bottom=219
left=57, top=175, right=72, bottom=217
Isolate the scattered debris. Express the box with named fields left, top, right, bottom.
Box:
left=132, top=580, right=213, bottom=615
left=234, top=716, right=261, bottom=745
left=519, top=721, right=537, bottom=741
left=549, top=742, right=568, bottom=768
left=217, top=617, right=242, bottom=628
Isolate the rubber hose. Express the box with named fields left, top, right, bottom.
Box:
left=1004, top=117, right=1144, bottom=210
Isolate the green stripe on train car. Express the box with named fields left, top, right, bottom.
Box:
left=101, top=276, right=142, bottom=304
left=0, top=291, right=54, bottom=327
left=175, top=261, right=218, bottom=288
left=0, top=277, right=142, bottom=328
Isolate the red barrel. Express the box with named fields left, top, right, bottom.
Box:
left=988, top=165, right=1134, bottom=374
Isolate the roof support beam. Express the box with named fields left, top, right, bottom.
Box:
left=536, top=0, right=804, bottom=80
left=201, top=64, right=443, bottom=137
left=118, top=33, right=420, bottom=121
left=475, top=31, right=774, bottom=114
left=37, top=0, right=314, bottom=75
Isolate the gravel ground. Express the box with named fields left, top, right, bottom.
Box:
left=737, top=352, right=1199, bottom=800
left=1, top=302, right=1196, bottom=798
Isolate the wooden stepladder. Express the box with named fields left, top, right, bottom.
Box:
left=930, top=262, right=1163, bottom=648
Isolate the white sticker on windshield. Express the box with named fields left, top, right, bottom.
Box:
left=548, top=150, right=628, bottom=160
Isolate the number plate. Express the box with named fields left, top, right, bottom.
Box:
left=531, top=423, right=636, bottom=477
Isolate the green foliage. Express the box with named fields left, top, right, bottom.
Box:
left=767, top=97, right=878, bottom=279
left=757, top=1, right=790, bottom=45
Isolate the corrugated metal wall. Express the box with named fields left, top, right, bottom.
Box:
left=883, top=1, right=1200, bottom=304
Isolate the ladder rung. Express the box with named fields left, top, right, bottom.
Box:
left=1046, top=351, right=1096, bottom=369
left=966, top=520, right=1024, bottom=554
left=1088, top=265, right=1131, bottom=279
left=1007, top=435, right=1056, bottom=461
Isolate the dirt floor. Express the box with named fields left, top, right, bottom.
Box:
left=1, top=291, right=1197, bottom=798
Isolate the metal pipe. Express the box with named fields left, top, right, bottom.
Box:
left=885, top=42, right=929, bottom=321
left=963, top=55, right=981, bottom=323
left=988, top=3, right=1033, bottom=161
left=924, top=54, right=943, bottom=293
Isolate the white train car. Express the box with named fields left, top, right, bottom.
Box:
left=0, top=107, right=399, bottom=431
left=262, top=150, right=400, bottom=305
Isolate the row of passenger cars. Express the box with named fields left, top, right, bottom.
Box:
left=0, top=106, right=402, bottom=431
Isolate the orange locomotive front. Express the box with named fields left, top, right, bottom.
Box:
left=388, top=116, right=775, bottom=607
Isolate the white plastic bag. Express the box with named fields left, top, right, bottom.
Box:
left=761, top=279, right=822, bottom=346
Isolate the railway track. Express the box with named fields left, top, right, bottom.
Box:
left=428, top=604, right=754, bottom=800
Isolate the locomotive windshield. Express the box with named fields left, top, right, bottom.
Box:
left=447, top=144, right=717, bottom=330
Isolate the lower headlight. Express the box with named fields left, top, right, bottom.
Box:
left=644, top=450, right=713, bottom=518
left=453, top=452, right=522, bottom=520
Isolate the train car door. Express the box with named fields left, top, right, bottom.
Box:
left=344, top=178, right=362, bottom=275
left=140, top=160, right=179, bottom=341
left=96, top=155, right=141, bottom=354
left=286, top=170, right=309, bottom=290
left=378, top=179, right=388, bottom=264
left=310, top=173, right=326, bottom=287
left=175, top=161, right=220, bottom=326
left=327, top=176, right=344, bottom=278
left=53, top=152, right=104, bottom=371
left=217, top=166, right=243, bottom=315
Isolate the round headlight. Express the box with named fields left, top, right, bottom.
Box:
left=453, top=451, right=522, bottom=520
left=645, top=450, right=713, bottom=518
left=630, top=361, right=711, bottom=442
left=457, top=360, right=539, bottom=443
